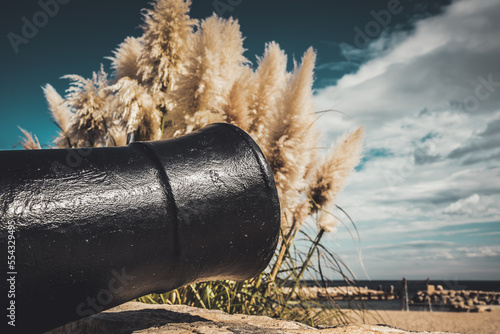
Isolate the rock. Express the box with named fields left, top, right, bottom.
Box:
left=482, top=294, right=492, bottom=303
left=46, top=302, right=457, bottom=334
left=436, top=285, right=444, bottom=292
left=450, top=300, right=469, bottom=312
left=427, top=285, right=435, bottom=294
left=415, top=294, right=424, bottom=303
left=470, top=306, right=491, bottom=313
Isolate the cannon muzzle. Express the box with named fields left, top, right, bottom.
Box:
left=0, top=123, right=280, bottom=333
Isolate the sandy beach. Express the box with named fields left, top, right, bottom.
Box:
left=341, top=308, right=500, bottom=334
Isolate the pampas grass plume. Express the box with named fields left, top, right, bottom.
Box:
left=18, top=127, right=41, bottom=150
left=266, top=47, right=319, bottom=230
left=317, top=211, right=339, bottom=233
left=249, top=42, right=288, bottom=147
left=109, top=37, right=143, bottom=81
left=309, top=126, right=365, bottom=212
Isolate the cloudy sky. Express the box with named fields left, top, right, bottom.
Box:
left=315, top=0, right=500, bottom=280
left=1, top=0, right=499, bottom=280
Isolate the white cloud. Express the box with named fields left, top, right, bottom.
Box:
left=458, top=245, right=500, bottom=258
left=444, top=194, right=479, bottom=215
left=313, top=0, right=500, bottom=280
left=315, top=0, right=500, bottom=129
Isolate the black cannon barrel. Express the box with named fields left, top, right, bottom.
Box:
left=0, top=123, right=280, bottom=333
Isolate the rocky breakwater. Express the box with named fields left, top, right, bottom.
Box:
left=282, top=286, right=398, bottom=301
left=411, top=285, right=500, bottom=312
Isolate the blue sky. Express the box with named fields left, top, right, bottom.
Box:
left=1, top=0, right=499, bottom=280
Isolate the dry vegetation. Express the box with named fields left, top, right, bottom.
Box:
left=20, top=0, right=365, bottom=326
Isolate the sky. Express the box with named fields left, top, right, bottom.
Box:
left=1, top=0, right=499, bottom=280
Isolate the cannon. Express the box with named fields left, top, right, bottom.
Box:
left=0, top=123, right=280, bottom=333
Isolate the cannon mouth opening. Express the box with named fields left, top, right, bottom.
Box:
left=217, top=123, right=281, bottom=278
left=136, top=122, right=281, bottom=284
